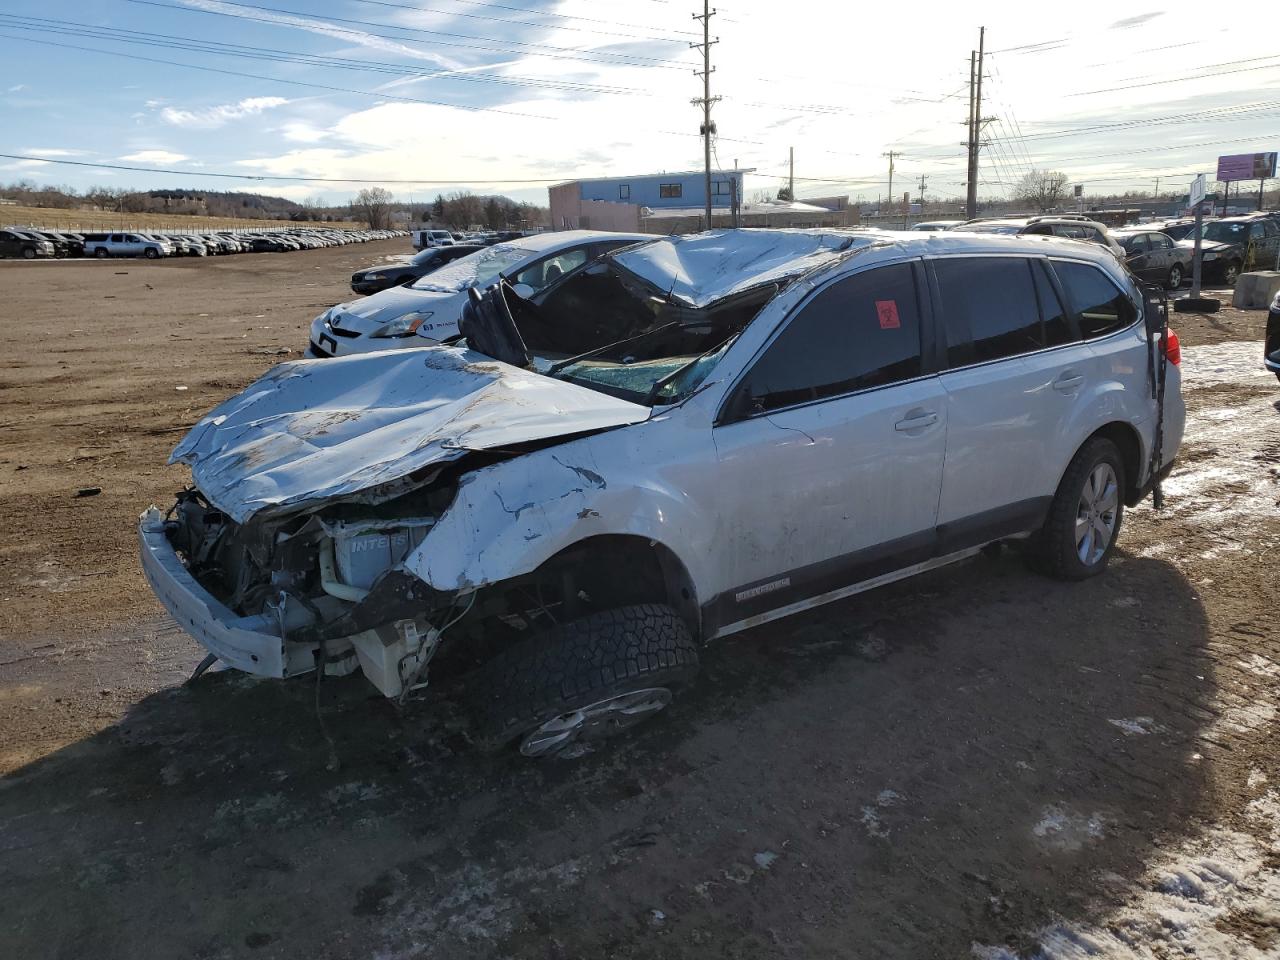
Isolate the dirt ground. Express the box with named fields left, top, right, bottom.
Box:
left=1, top=250, right=1278, bottom=959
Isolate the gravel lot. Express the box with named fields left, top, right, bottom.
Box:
left=1, top=247, right=1278, bottom=959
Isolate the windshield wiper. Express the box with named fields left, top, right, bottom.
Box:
left=546, top=321, right=680, bottom=376
left=642, top=334, right=737, bottom=406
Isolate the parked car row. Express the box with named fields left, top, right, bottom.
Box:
left=143, top=227, right=1185, bottom=758
left=911, top=212, right=1280, bottom=288
left=411, top=228, right=534, bottom=250
left=0, top=226, right=406, bottom=260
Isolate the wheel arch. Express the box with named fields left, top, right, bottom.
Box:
left=1081, top=421, right=1144, bottom=506
left=527, top=533, right=702, bottom=640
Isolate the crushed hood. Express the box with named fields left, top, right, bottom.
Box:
left=609, top=229, right=876, bottom=308
left=170, top=347, right=650, bottom=523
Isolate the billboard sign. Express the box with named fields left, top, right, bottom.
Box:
left=1216, top=152, right=1277, bottom=182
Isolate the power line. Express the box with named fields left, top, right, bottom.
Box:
left=0, top=152, right=569, bottom=184
left=119, top=0, right=696, bottom=70
left=0, top=15, right=651, bottom=96
left=344, top=0, right=700, bottom=42
left=0, top=32, right=564, bottom=118
left=1069, top=54, right=1280, bottom=97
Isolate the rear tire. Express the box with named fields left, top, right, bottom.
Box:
left=1166, top=264, right=1183, bottom=290
left=470, top=604, right=699, bottom=758
left=1030, top=437, right=1125, bottom=581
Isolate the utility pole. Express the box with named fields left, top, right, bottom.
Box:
left=965, top=27, right=985, bottom=218
left=691, top=0, right=719, bottom=230
left=883, top=150, right=899, bottom=219
left=789, top=146, right=794, bottom=201
left=917, top=173, right=927, bottom=207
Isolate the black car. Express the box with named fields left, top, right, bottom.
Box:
left=1184, top=216, right=1280, bottom=285
left=43, top=230, right=85, bottom=258
left=249, top=237, right=289, bottom=253
left=0, top=228, right=54, bottom=258
left=1151, top=219, right=1199, bottom=242
left=1112, top=229, right=1192, bottom=290
left=349, top=244, right=483, bottom=294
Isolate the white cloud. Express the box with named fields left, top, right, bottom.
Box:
left=159, top=96, right=289, bottom=129
left=7, top=84, right=26, bottom=93
left=279, top=121, right=331, bottom=144
left=119, top=150, right=190, bottom=165
left=21, top=147, right=87, bottom=158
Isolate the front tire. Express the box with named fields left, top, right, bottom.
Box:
left=1166, top=264, right=1183, bottom=290
left=470, top=604, right=700, bottom=758
left=22, top=247, right=35, bottom=260
left=144, top=248, right=159, bottom=259
left=1222, top=261, right=1240, bottom=285
left=1031, top=437, right=1125, bottom=581
left=95, top=248, right=108, bottom=259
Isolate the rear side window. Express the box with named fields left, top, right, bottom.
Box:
left=1054, top=261, right=1137, bottom=339
left=734, top=263, right=922, bottom=413
left=935, top=257, right=1044, bottom=366
left=1031, top=260, right=1074, bottom=347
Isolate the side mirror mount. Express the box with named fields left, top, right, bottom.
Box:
left=509, top=282, right=535, bottom=299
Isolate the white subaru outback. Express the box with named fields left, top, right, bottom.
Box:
left=139, top=229, right=1184, bottom=758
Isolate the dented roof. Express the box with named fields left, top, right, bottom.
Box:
left=608, top=229, right=878, bottom=308
left=170, top=347, right=650, bottom=523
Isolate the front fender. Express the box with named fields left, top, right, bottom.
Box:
left=403, top=432, right=714, bottom=597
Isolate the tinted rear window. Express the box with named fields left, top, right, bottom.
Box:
left=1053, top=261, right=1137, bottom=339
left=935, top=257, right=1044, bottom=366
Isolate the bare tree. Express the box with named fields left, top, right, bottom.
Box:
left=1014, top=170, right=1072, bottom=212
left=351, top=186, right=394, bottom=229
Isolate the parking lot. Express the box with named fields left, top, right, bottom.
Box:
left=1, top=243, right=1279, bottom=959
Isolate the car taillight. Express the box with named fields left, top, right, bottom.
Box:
left=1163, top=329, right=1181, bottom=366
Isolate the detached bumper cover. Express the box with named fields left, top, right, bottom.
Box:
left=138, top=507, right=290, bottom=678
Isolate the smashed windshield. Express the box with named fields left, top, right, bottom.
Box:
left=508, top=260, right=778, bottom=406
left=410, top=244, right=531, bottom=292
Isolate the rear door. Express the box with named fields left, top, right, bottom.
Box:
left=0, top=231, right=16, bottom=257
left=1051, top=258, right=1148, bottom=430
left=932, top=255, right=1087, bottom=547
left=709, top=261, right=947, bottom=625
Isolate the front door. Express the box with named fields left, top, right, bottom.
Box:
left=709, top=261, right=947, bottom=628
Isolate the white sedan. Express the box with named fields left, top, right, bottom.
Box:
left=308, top=230, right=647, bottom=358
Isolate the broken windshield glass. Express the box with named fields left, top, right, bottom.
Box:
left=510, top=261, right=778, bottom=406
left=410, top=244, right=531, bottom=292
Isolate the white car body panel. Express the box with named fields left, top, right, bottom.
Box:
left=170, top=347, right=651, bottom=524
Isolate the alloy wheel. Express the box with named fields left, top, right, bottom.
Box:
left=1075, top=463, right=1119, bottom=566
left=519, top=688, right=673, bottom=758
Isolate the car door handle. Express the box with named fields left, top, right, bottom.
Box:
left=895, top=411, right=938, bottom=432
left=1053, top=373, right=1084, bottom=392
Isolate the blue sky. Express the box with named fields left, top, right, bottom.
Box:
left=1, top=0, right=1278, bottom=207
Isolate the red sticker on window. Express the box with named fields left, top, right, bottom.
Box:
left=876, top=299, right=901, bottom=329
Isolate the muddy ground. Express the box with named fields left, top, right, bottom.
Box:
left=1, top=249, right=1278, bottom=959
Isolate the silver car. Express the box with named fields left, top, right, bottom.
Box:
left=141, top=229, right=1184, bottom=757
